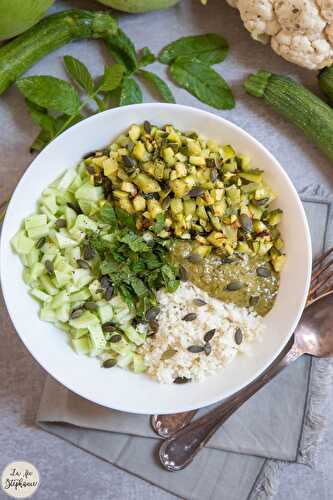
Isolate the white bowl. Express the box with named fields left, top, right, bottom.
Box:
left=0, top=104, right=311, bottom=414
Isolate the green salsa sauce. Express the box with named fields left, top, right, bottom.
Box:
left=171, top=241, right=279, bottom=316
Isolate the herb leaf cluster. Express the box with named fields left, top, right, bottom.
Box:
left=90, top=205, right=179, bottom=317
left=16, top=29, right=234, bottom=152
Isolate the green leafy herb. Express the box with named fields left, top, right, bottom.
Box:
left=63, top=55, right=94, bottom=95
left=105, top=28, right=138, bottom=73
left=115, top=207, right=136, bottom=231
left=25, top=100, right=56, bottom=134
left=140, top=70, right=175, bottom=103
left=98, top=205, right=117, bottom=230
left=119, top=77, right=143, bottom=105
left=159, top=34, right=229, bottom=65
left=151, top=213, right=166, bottom=234
left=170, top=57, right=234, bottom=110
left=89, top=212, right=179, bottom=315
left=99, top=64, right=125, bottom=92
left=139, top=47, right=156, bottom=67
left=17, top=76, right=81, bottom=116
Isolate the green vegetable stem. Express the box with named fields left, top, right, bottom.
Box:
left=0, top=9, right=118, bottom=95
left=244, top=70, right=333, bottom=163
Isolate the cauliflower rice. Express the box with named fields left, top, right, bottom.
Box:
left=141, top=282, right=265, bottom=384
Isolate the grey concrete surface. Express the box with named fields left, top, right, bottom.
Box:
left=1, top=0, right=333, bottom=498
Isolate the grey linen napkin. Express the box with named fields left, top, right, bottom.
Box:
left=37, top=186, right=333, bottom=500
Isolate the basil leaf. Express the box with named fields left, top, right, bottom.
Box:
left=98, top=205, right=117, bottom=230
left=25, top=100, right=56, bottom=134
left=170, top=57, right=234, bottom=110
left=138, top=47, right=156, bottom=67
left=99, top=64, right=125, bottom=92
left=119, top=77, right=143, bottom=106
left=115, top=207, right=136, bottom=230
left=17, top=76, right=80, bottom=116
left=151, top=213, right=166, bottom=233
left=159, top=33, right=229, bottom=65
left=140, top=70, right=175, bottom=103
left=105, top=28, right=138, bottom=73
left=63, top=55, right=94, bottom=95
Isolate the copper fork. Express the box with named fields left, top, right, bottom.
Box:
left=152, top=246, right=333, bottom=439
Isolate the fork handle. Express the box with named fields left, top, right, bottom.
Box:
left=159, top=337, right=300, bottom=471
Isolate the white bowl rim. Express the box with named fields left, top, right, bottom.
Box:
left=0, top=103, right=312, bottom=414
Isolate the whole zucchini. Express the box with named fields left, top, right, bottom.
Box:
left=318, top=66, right=333, bottom=106
left=0, top=10, right=118, bottom=95
left=244, top=70, right=333, bottom=163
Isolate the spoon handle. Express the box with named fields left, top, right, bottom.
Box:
left=159, top=337, right=300, bottom=471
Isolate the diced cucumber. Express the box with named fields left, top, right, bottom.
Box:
left=39, top=306, right=56, bottom=322
left=123, top=326, right=145, bottom=346
left=55, top=232, right=78, bottom=249
left=70, top=328, right=89, bottom=339
left=26, top=224, right=50, bottom=240
left=117, top=352, right=134, bottom=368
left=55, top=303, right=70, bottom=322
left=25, top=214, right=47, bottom=230
left=51, top=290, right=69, bottom=309
left=87, top=323, right=107, bottom=351
left=57, top=169, right=77, bottom=192
left=75, top=182, right=104, bottom=202
left=30, top=288, right=52, bottom=303
left=39, top=274, right=58, bottom=295
left=98, top=303, right=114, bottom=324
left=11, top=230, right=34, bottom=255
left=69, top=310, right=99, bottom=329
left=72, top=336, right=92, bottom=355
left=70, top=288, right=91, bottom=302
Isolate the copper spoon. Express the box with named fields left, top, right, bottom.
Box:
left=159, top=291, right=333, bottom=471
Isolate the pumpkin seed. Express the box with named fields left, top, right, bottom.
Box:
left=239, top=213, right=253, bottom=232
left=102, top=358, right=117, bottom=368
left=204, top=329, right=216, bottom=342
left=100, top=276, right=111, bottom=289
left=204, top=342, right=212, bottom=356
left=188, top=186, right=205, bottom=198
left=179, top=265, right=188, bottom=282
left=256, top=266, right=272, bottom=278
left=105, top=286, right=114, bottom=301
left=45, top=260, right=54, bottom=275
left=94, top=174, right=103, bottom=186
left=144, top=120, right=152, bottom=134
left=193, top=298, right=207, bottom=306
left=143, top=192, right=160, bottom=200
left=35, top=237, right=46, bottom=249
left=71, top=308, right=84, bottom=319
left=182, top=313, right=197, bottom=321
left=253, top=197, right=269, bottom=206
left=86, top=164, right=96, bottom=175
left=225, top=281, right=243, bottom=291
left=84, top=301, right=98, bottom=311
left=173, top=376, right=191, bottom=384
left=162, top=195, right=171, bottom=210
left=83, top=243, right=95, bottom=260
left=221, top=256, right=235, bottom=264
left=187, top=253, right=201, bottom=264
left=210, top=168, right=218, bottom=183
left=206, top=158, right=216, bottom=168
left=55, top=218, right=66, bottom=229
left=161, top=349, right=178, bottom=361
left=102, top=322, right=116, bottom=332
left=110, top=334, right=122, bottom=343
left=122, top=155, right=137, bottom=172
left=187, top=345, right=204, bottom=353
left=235, top=327, right=243, bottom=345
left=146, top=307, right=161, bottom=321
left=149, top=320, right=159, bottom=333
left=77, top=259, right=90, bottom=269
left=249, top=295, right=259, bottom=307
left=67, top=202, right=82, bottom=214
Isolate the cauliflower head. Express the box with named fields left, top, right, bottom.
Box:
left=226, top=0, right=333, bottom=69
